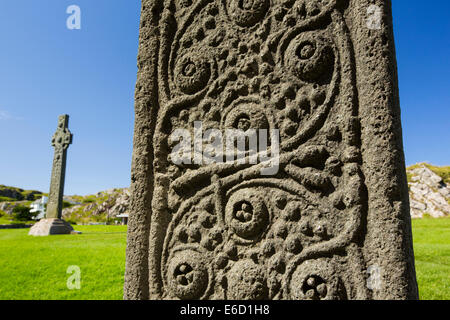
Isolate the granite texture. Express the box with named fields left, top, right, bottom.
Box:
left=124, top=0, right=418, bottom=300
left=28, top=218, right=74, bottom=236
left=29, top=115, right=73, bottom=237
left=46, top=115, right=73, bottom=220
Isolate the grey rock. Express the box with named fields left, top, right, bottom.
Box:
left=408, top=165, right=450, bottom=218
left=28, top=218, right=74, bottom=236
left=62, top=188, right=131, bottom=221
left=0, top=188, right=23, bottom=200
left=0, top=201, right=29, bottom=215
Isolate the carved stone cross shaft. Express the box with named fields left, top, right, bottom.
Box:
left=124, top=0, right=419, bottom=300
left=46, top=115, right=73, bottom=219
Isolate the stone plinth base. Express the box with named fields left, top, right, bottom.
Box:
left=28, top=218, right=74, bottom=236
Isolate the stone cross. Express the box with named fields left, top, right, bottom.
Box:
left=46, top=115, right=73, bottom=219
left=124, top=0, right=419, bottom=300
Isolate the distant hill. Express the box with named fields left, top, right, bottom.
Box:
left=0, top=185, right=45, bottom=202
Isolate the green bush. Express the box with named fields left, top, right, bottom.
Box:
left=406, top=172, right=414, bottom=183
left=62, top=201, right=73, bottom=209
left=12, top=206, right=37, bottom=222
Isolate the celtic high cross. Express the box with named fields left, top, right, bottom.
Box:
left=46, top=115, right=73, bottom=219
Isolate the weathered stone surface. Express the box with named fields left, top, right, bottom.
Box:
left=29, top=115, right=74, bottom=237
left=0, top=188, right=23, bottom=200
left=0, top=201, right=29, bottom=215
left=125, top=0, right=418, bottom=300
left=408, top=165, right=450, bottom=218
left=28, top=218, right=74, bottom=236
left=46, top=115, right=73, bottom=220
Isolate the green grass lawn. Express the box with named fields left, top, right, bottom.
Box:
left=412, top=217, right=450, bottom=300
left=0, top=216, right=35, bottom=225
left=0, top=225, right=127, bottom=300
left=0, top=219, right=448, bottom=300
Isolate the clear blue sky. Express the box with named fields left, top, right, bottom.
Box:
left=0, top=1, right=449, bottom=195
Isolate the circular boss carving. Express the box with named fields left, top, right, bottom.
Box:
left=227, top=260, right=268, bottom=300
left=225, top=188, right=269, bottom=240
left=228, top=0, right=269, bottom=27
left=175, top=54, right=211, bottom=94
left=285, top=33, right=334, bottom=82
left=289, top=260, right=340, bottom=300
left=167, top=250, right=209, bottom=299
left=223, top=102, right=270, bottom=131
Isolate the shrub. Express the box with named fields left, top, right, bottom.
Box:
left=406, top=172, right=414, bottom=183
left=63, top=201, right=73, bottom=209
left=12, top=205, right=37, bottom=221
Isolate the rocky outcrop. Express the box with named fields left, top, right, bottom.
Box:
left=407, top=164, right=450, bottom=218
left=0, top=188, right=22, bottom=200
left=62, top=188, right=130, bottom=222
left=0, top=201, right=30, bottom=215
